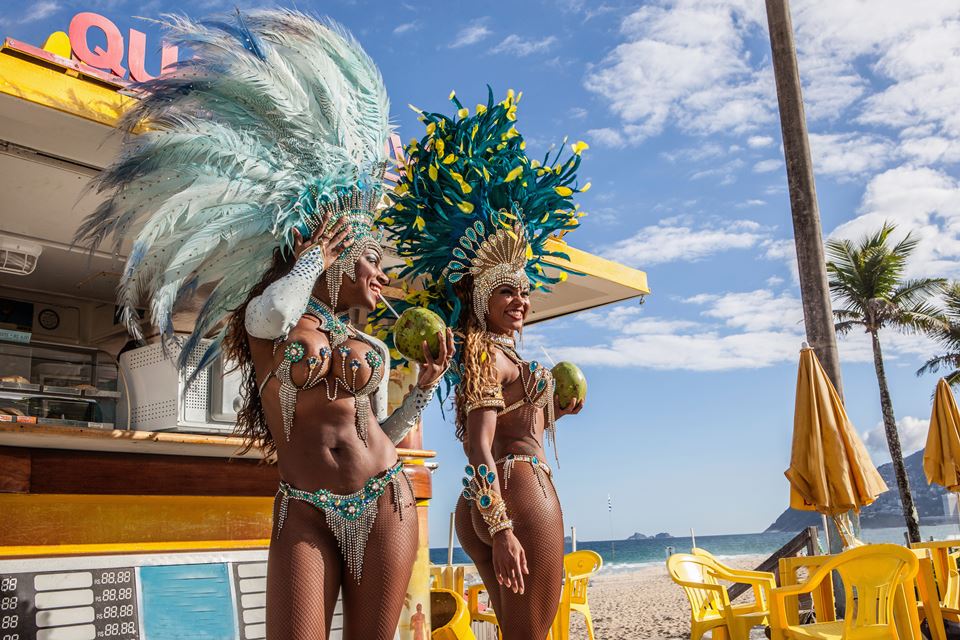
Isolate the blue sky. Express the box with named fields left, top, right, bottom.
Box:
left=6, top=0, right=960, bottom=544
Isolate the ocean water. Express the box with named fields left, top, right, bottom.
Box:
left=429, top=523, right=960, bottom=570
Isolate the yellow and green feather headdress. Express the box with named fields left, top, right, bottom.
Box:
left=379, top=87, right=590, bottom=334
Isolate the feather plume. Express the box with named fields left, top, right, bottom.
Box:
left=74, top=10, right=390, bottom=370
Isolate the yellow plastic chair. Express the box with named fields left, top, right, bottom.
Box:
left=667, top=552, right=774, bottom=640
left=431, top=588, right=477, bottom=640
left=467, top=584, right=502, bottom=640
left=550, top=549, right=603, bottom=640
left=431, top=565, right=466, bottom=598
left=911, top=541, right=960, bottom=609
left=768, top=544, right=921, bottom=640
left=693, top=548, right=778, bottom=608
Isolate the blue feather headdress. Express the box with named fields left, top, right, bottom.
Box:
left=374, top=88, right=589, bottom=341
left=73, top=10, right=390, bottom=371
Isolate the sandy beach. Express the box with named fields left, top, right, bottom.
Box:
left=567, top=554, right=768, bottom=640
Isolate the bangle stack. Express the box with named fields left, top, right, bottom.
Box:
left=461, top=464, right=513, bottom=537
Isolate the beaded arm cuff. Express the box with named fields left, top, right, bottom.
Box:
left=461, top=463, right=513, bottom=537
left=245, top=246, right=325, bottom=339
left=463, top=384, right=505, bottom=414
left=379, top=379, right=439, bottom=445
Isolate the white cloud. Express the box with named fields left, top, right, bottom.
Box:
left=583, top=0, right=960, bottom=165
left=603, top=217, right=770, bottom=266
left=449, top=20, right=493, bottom=48
left=495, top=34, right=558, bottom=56
left=808, top=133, right=897, bottom=179
left=863, top=416, right=928, bottom=460
left=586, top=127, right=626, bottom=148
left=661, top=143, right=726, bottom=164
left=0, top=0, right=60, bottom=25
left=747, top=135, right=775, bottom=148
left=543, top=285, right=938, bottom=372
left=569, top=107, right=588, bottom=120
left=690, top=158, right=745, bottom=185
left=686, top=289, right=804, bottom=332
left=393, top=22, right=420, bottom=35
left=828, top=166, right=960, bottom=280
left=583, top=1, right=773, bottom=144
left=754, top=159, right=782, bottom=173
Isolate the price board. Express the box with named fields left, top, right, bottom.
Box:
left=0, top=549, right=269, bottom=640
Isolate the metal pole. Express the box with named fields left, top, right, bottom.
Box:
left=571, top=526, right=577, bottom=552
left=765, top=0, right=848, bottom=614
left=447, top=511, right=455, bottom=566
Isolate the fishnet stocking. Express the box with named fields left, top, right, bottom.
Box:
left=455, top=460, right=564, bottom=640
left=342, top=476, right=418, bottom=640
left=267, top=476, right=418, bottom=640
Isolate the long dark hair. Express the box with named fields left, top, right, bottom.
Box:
left=222, top=248, right=297, bottom=458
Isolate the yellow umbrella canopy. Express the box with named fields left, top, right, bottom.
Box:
left=923, top=378, right=960, bottom=492
left=785, top=347, right=888, bottom=516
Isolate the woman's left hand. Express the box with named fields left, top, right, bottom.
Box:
left=417, top=328, right=455, bottom=389
left=555, top=397, right=584, bottom=418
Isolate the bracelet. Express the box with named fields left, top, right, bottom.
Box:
left=461, top=464, right=513, bottom=537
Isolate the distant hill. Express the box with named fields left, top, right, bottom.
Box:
left=766, top=449, right=952, bottom=532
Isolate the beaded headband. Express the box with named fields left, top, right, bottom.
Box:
left=295, top=164, right=387, bottom=308
left=446, top=222, right=530, bottom=330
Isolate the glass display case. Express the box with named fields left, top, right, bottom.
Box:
left=0, top=339, right=120, bottom=428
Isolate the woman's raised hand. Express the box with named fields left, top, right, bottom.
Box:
left=417, top=328, right=455, bottom=389
left=291, top=211, right=354, bottom=266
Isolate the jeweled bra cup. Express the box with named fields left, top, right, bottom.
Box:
left=275, top=461, right=408, bottom=582
left=489, top=334, right=559, bottom=464
left=272, top=297, right=386, bottom=445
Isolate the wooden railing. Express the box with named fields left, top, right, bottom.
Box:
left=728, top=526, right=820, bottom=601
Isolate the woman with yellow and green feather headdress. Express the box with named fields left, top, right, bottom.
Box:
left=381, top=87, right=589, bottom=639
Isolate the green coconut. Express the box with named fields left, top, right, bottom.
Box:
left=393, top=307, right=446, bottom=363
left=552, top=361, right=587, bottom=409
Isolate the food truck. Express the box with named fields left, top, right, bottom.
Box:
left=0, top=14, right=650, bottom=640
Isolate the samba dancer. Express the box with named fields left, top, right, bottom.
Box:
left=75, top=11, right=452, bottom=640
left=381, top=89, right=587, bottom=639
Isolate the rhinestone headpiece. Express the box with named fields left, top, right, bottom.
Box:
left=446, top=222, right=530, bottom=330
left=295, top=164, right=387, bottom=308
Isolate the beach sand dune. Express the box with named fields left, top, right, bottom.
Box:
left=567, top=554, right=768, bottom=639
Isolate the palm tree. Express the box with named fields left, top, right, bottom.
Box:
left=918, top=282, right=960, bottom=387
left=826, top=222, right=945, bottom=544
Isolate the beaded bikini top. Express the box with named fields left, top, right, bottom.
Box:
left=487, top=332, right=557, bottom=458
left=269, top=297, right=385, bottom=446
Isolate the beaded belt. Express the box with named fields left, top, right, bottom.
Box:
left=496, top=453, right=552, bottom=498
left=275, top=461, right=406, bottom=581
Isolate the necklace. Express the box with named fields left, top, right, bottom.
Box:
left=485, top=332, right=515, bottom=348
left=306, top=296, right=352, bottom=347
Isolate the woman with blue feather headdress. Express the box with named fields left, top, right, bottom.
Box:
left=379, top=88, right=588, bottom=639
left=74, top=10, right=453, bottom=639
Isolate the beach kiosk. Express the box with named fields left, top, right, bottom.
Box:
left=0, top=17, right=649, bottom=640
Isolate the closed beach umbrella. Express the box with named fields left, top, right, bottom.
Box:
left=923, top=378, right=960, bottom=495
left=785, top=346, right=888, bottom=545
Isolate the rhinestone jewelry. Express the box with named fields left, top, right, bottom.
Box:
left=275, top=461, right=406, bottom=581
left=462, top=463, right=513, bottom=537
